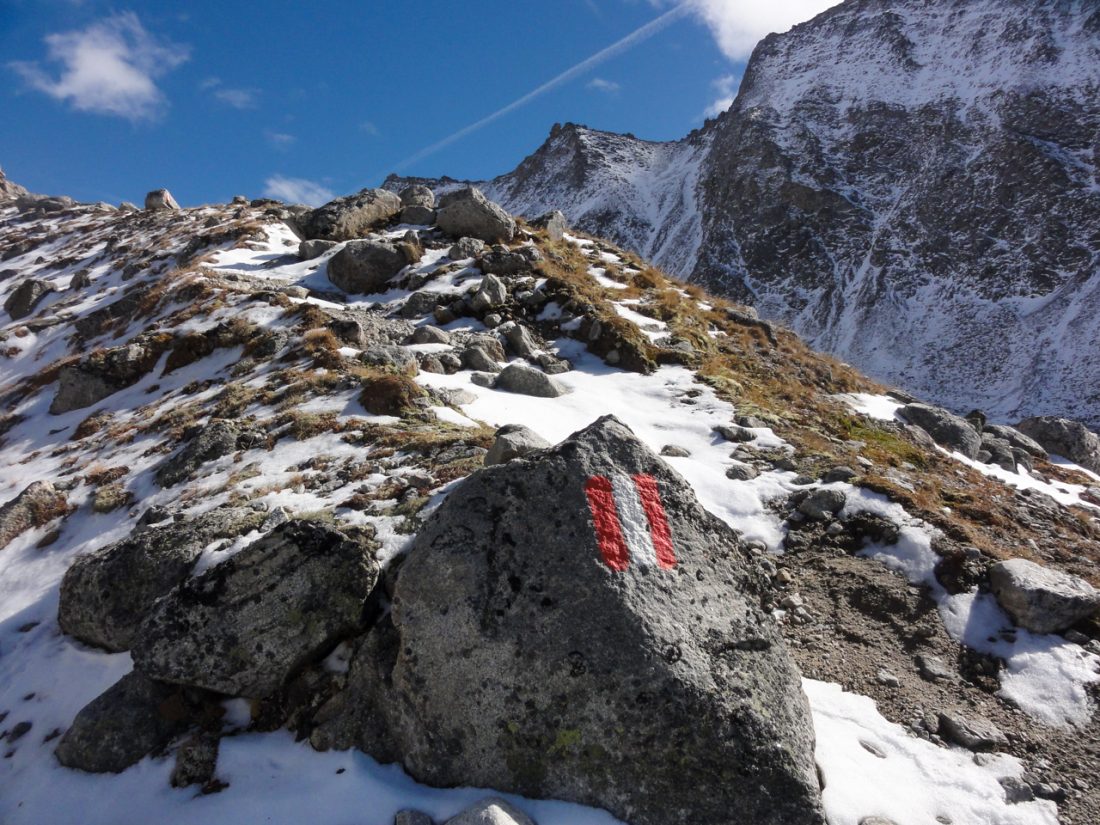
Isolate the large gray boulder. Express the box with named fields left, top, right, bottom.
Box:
left=55, top=672, right=196, bottom=773
left=144, top=189, right=180, bottom=210
left=312, top=416, right=824, bottom=825
left=1015, top=416, right=1100, bottom=474
left=898, top=403, right=982, bottom=459
left=400, top=185, right=435, bottom=209
left=4, top=278, right=54, bottom=320
left=328, top=239, right=409, bottom=295
left=50, top=341, right=163, bottom=415
left=0, top=480, right=70, bottom=551
left=982, top=424, right=1046, bottom=458
left=298, top=239, right=338, bottom=260
left=132, top=520, right=379, bottom=698
left=301, top=188, right=402, bottom=241
left=436, top=188, right=516, bottom=244
left=989, top=558, right=1100, bottom=635
left=59, top=507, right=266, bottom=651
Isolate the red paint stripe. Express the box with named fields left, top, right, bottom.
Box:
left=633, top=474, right=676, bottom=569
left=584, top=475, right=630, bottom=572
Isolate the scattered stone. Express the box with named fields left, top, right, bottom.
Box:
left=823, top=466, right=858, bottom=483
left=915, top=655, right=955, bottom=683
left=50, top=340, right=164, bottom=414
left=483, top=312, right=502, bottom=328
left=478, top=246, right=542, bottom=278
left=144, top=189, right=180, bottom=211
left=999, top=776, right=1035, bottom=804
left=0, top=480, right=70, bottom=552
left=443, top=798, right=535, bottom=825
left=494, top=362, right=570, bottom=398
left=55, top=672, right=195, bottom=773
left=448, top=236, right=486, bottom=260
left=4, top=278, right=53, bottom=319
left=360, top=345, right=419, bottom=375
left=898, top=403, right=982, bottom=459
left=59, top=507, right=266, bottom=652
left=534, top=352, right=571, bottom=374
left=501, top=322, right=539, bottom=357
left=876, top=669, right=900, bottom=687
left=410, top=325, right=451, bottom=345
left=726, top=462, right=759, bottom=481
left=798, top=489, right=847, bottom=521
left=132, top=520, right=379, bottom=698
left=302, top=188, right=402, bottom=241
left=400, top=205, right=436, bottom=225
left=461, top=344, right=502, bottom=373
left=660, top=445, right=691, bottom=457
left=435, top=187, right=516, bottom=243
left=156, top=419, right=250, bottom=488
left=298, top=239, right=338, bottom=260
left=983, top=424, right=1046, bottom=458
left=531, top=209, right=567, bottom=241
left=400, top=290, right=443, bottom=319
left=469, top=371, right=496, bottom=389
left=989, top=558, right=1100, bottom=634
left=328, top=239, right=409, bottom=295
left=937, top=711, right=1008, bottom=752
left=484, top=424, right=550, bottom=465
left=313, top=416, right=824, bottom=825
left=1015, top=416, right=1100, bottom=474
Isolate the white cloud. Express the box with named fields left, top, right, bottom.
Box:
left=9, top=13, right=189, bottom=121
left=662, top=0, right=842, bottom=61
left=213, top=87, right=259, bottom=109
left=359, top=121, right=380, bottom=137
left=263, top=175, right=333, bottom=207
left=703, top=73, right=737, bottom=118
left=587, top=77, right=621, bottom=94
left=265, top=131, right=296, bottom=149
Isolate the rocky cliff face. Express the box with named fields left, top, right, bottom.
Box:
left=387, top=0, right=1100, bottom=428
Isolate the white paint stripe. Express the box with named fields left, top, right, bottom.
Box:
left=611, top=472, right=658, bottom=568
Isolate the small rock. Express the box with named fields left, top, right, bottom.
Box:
left=469, top=371, right=496, bottom=389
left=999, top=776, right=1035, bottom=804
left=485, top=424, right=550, bottom=465
left=298, top=239, right=338, bottom=260
left=876, top=669, right=900, bottom=687
left=530, top=209, right=567, bottom=241
left=898, top=403, right=981, bottom=459
left=156, top=419, right=246, bottom=488
left=171, top=733, right=219, bottom=788
left=915, top=655, right=955, bottom=683
left=937, top=711, right=1008, bottom=752
left=501, top=323, right=540, bottom=358
left=0, top=480, right=70, bottom=552
left=858, top=818, right=899, bottom=825
left=470, top=274, right=508, bottom=313
left=448, top=236, right=487, bottom=260
left=410, top=325, right=451, bottom=345
left=823, top=466, right=858, bottom=483
left=461, top=344, right=502, bottom=373
left=714, top=424, right=757, bottom=443
left=726, top=462, right=759, bottom=481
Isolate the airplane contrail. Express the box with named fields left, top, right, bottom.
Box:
left=385, top=3, right=691, bottom=176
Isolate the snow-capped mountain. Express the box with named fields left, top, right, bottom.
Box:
left=387, top=0, right=1100, bottom=428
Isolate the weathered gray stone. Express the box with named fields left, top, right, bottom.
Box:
left=478, top=246, right=542, bottom=278
left=361, top=345, right=419, bottom=374
left=132, top=520, right=379, bottom=698
left=531, top=210, right=567, bottom=241
left=660, top=445, right=691, bottom=457
left=399, top=291, right=442, bottom=320
left=898, top=403, right=981, bottom=459
left=171, top=733, right=219, bottom=788
left=299, top=239, right=338, bottom=260
left=461, top=344, right=502, bottom=373
left=484, top=424, right=550, bottom=465
left=448, top=237, right=486, bottom=260
left=1016, top=416, right=1100, bottom=474
left=302, top=188, right=402, bottom=241
left=937, top=711, right=1008, bottom=752
left=55, top=672, right=194, bottom=773
left=59, top=508, right=266, bottom=652
left=328, top=240, right=409, bottom=295
left=444, top=799, right=535, bottom=825
left=501, top=322, right=539, bottom=358
left=144, top=189, right=180, bottom=211
left=395, top=811, right=433, bottom=825
left=726, top=462, right=759, bottom=481
left=0, top=481, right=69, bottom=552
left=399, top=185, right=435, bottom=209
left=989, top=558, right=1100, bottom=635
left=980, top=433, right=1019, bottom=472
left=313, top=416, right=824, bottom=825
left=156, top=419, right=248, bottom=488
left=4, top=278, right=53, bottom=319
left=715, top=424, right=757, bottom=443
left=436, top=188, right=515, bottom=244
left=494, top=362, right=569, bottom=398
left=50, top=341, right=163, bottom=414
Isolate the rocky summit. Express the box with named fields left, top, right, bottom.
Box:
left=2, top=83, right=1100, bottom=825
left=386, top=0, right=1100, bottom=430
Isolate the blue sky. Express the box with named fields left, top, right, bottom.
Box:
left=0, top=1, right=837, bottom=206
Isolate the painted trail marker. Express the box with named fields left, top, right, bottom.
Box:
left=584, top=473, right=676, bottom=571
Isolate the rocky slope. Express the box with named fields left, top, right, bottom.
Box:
left=386, top=0, right=1100, bottom=429
left=0, top=178, right=1098, bottom=825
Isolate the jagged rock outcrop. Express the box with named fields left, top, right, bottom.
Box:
left=386, top=0, right=1100, bottom=428
left=990, top=559, right=1100, bottom=634
left=4, top=278, right=53, bottom=320
left=0, top=166, right=28, bottom=201
left=1016, top=416, right=1100, bottom=474
left=312, top=416, right=824, bottom=825
left=144, top=189, right=180, bottom=211
left=301, top=188, right=402, bottom=241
